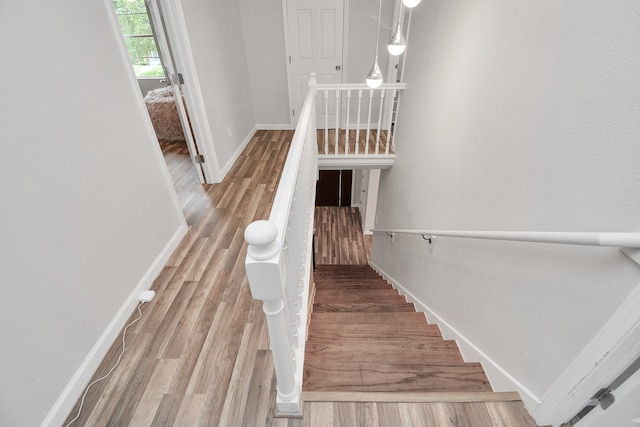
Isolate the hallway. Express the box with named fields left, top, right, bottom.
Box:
left=65, top=131, right=538, bottom=426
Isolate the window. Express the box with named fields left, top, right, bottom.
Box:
left=113, top=0, right=164, bottom=78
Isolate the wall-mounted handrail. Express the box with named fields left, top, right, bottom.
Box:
left=373, top=229, right=640, bottom=248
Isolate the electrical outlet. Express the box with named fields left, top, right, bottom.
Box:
left=139, top=290, right=156, bottom=303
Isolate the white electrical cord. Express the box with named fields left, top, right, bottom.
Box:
left=65, top=302, right=146, bottom=427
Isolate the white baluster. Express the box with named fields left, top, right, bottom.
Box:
left=324, top=90, right=329, bottom=155
left=392, top=90, right=402, bottom=152
left=345, top=90, right=351, bottom=155
left=376, top=89, right=385, bottom=155
left=385, top=89, right=396, bottom=155
left=335, top=90, right=340, bottom=155
left=366, top=90, right=373, bottom=155
left=355, top=90, right=362, bottom=155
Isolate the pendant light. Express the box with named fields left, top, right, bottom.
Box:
left=366, top=0, right=384, bottom=88
left=402, top=0, right=421, bottom=8
left=387, top=4, right=406, bottom=56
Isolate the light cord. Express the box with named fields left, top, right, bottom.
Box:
left=375, top=0, right=383, bottom=56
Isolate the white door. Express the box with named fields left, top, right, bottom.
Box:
left=146, top=0, right=206, bottom=183
left=286, top=0, right=344, bottom=127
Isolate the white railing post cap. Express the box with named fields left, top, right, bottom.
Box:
left=245, top=220, right=280, bottom=260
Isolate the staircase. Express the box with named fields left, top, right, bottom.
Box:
left=303, top=265, right=493, bottom=394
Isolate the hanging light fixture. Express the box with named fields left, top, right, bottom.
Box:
left=387, top=5, right=406, bottom=56
left=366, top=0, right=384, bottom=88
left=402, top=0, right=421, bottom=8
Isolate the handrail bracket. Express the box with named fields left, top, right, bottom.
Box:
left=421, top=234, right=436, bottom=250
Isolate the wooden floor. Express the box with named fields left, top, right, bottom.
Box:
left=314, top=206, right=371, bottom=265
left=64, top=131, right=538, bottom=426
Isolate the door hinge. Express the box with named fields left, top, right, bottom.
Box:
left=195, top=154, right=205, bottom=164
left=171, top=73, right=184, bottom=85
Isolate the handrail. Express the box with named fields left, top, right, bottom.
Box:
left=373, top=229, right=640, bottom=248
left=316, top=82, right=407, bottom=91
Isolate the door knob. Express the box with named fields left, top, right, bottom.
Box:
left=335, top=65, right=341, bottom=71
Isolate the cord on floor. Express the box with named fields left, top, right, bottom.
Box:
left=65, top=302, right=146, bottom=426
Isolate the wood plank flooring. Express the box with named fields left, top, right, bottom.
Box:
left=63, top=130, right=538, bottom=426
left=314, top=206, right=370, bottom=265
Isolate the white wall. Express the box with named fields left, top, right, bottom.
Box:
left=238, top=0, right=291, bottom=127
left=372, top=0, right=640, bottom=409
left=178, top=0, right=256, bottom=171
left=137, top=78, right=165, bottom=97
left=240, top=0, right=395, bottom=127
left=345, top=0, right=394, bottom=84
left=0, top=1, right=186, bottom=425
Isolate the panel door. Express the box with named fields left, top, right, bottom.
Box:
left=286, top=0, right=344, bottom=127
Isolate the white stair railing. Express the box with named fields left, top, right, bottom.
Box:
left=244, top=75, right=318, bottom=416
left=316, top=82, right=406, bottom=156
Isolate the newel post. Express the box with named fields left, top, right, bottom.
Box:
left=244, top=220, right=300, bottom=414
left=308, top=72, right=317, bottom=92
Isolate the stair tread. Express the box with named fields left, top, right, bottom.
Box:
left=305, top=340, right=464, bottom=364
left=309, top=312, right=428, bottom=324
left=315, top=282, right=392, bottom=289
left=313, top=290, right=406, bottom=304
left=313, top=302, right=416, bottom=312
left=307, top=323, right=444, bottom=341
left=305, top=264, right=492, bottom=394
left=303, top=361, right=492, bottom=393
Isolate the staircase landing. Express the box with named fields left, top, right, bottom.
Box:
left=303, top=265, right=493, bottom=395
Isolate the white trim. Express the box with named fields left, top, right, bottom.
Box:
left=160, top=0, right=222, bottom=183
left=369, top=260, right=542, bottom=412
left=531, top=280, right=640, bottom=426
left=318, top=155, right=395, bottom=170
left=220, top=126, right=258, bottom=178
left=281, top=0, right=295, bottom=127
left=41, top=225, right=188, bottom=427
left=256, top=124, right=294, bottom=130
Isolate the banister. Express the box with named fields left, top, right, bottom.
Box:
left=373, top=229, right=640, bottom=248
left=244, top=73, right=318, bottom=416
left=316, top=82, right=406, bottom=91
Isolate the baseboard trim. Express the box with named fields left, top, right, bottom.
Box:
left=41, top=224, right=187, bottom=427
left=302, top=391, right=523, bottom=403
left=369, top=261, right=541, bottom=411
left=256, top=124, right=293, bottom=130
left=220, top=126, right=257, bottom=179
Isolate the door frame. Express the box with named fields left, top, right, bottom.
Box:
left=111, top=0, right=222, bottom=184
left=531, top=278, right=640, bottom=425
left=154, top=0, right=222, bottom=183
left=282, top=0, right=349, bottom=128
left=145, top=0, right=205, bottom=183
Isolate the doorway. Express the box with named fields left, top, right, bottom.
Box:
left=316, top=170, right=352, bottom=207
left=112, top=0, right=206, bottom=184
left=284, top=0, right=345, bottom=126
